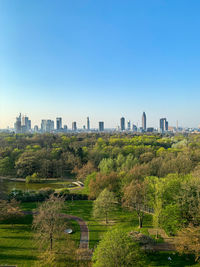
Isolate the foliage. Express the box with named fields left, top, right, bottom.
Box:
left=32, top=195, right=65, bottom=250
left=26, top=172, right=41, bottom=183
left=0, top=199, right=24, bottom=224
left=92, top=228, right=146, bottom=267
left=175, top=225, right=200, bottom=262
left=93, top=188, right=117, bottom=224
left=123, top=180, right=149, bottom=228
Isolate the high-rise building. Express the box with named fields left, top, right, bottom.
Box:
left=87, top=117, right=90, bottom=130
left=127, top=120, right=131, bottom=131
left=120, top=117, right=125, bottom=131
left=28, top=120, right=31, bottom=131
left=34, top=125, right=39, bottom=132
left=56, top=117, right=62, bottom=130
left=142, top=112, right=147, bottom=131
left=41, top=120, right=54, bottom=133
left=132, top=124, right=137, bottom=132
left=99, top=121, right=104, bottom=131
left=64, top=125, right=68, bottom=132
left=14, top=113, right=22, bottom=133
left=160, top=118, right=168, bottom=133
left=21, top=115, right=31, bottom=133
left=72, top=122, right=77, bottom=131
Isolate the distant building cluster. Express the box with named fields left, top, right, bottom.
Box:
left=14, top=113, right=31, bottom=134
left=13, top=112, right=173, bottom=134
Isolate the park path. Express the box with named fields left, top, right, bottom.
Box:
left=148, top=228, right=175, bottom=251
left=61, top=214, right=89, bottom=249
left=23, top=211, right=89, bottom=249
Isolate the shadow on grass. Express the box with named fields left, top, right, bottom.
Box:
left=1, top=236, right=31, bottom=240
left=146, top=252, right=197, bottom=266
left=0, top=253, right=37, bottom=261
left=0, top=245, right=37, bottom=251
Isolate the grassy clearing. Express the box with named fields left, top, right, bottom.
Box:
left=0, top=215, right=38, bottom=267
left=0, top=200, right=199, bottom=266
left=62, top=200, right=152, bottom=249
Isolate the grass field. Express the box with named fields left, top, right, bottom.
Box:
left=0, top=215, right=38, bottom=267
left=0, top=200, right=199, bottom=266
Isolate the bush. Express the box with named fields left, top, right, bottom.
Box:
left=26, top=173, right=41, bottom=183
left=9, top=188, right=55, bottom=202
left=9, top=188, right=88, bottom=202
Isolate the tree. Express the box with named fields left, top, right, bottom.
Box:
left=74, top=161, right=96, bottom=181
left=98, top=158, right=115, bottom=174
left=0, top=199, right=24, bottom=227
left=123, top=180, right=148, bottom=228
left=174, top=225, right=200, bottom=262
left=93, top=188, right=117, bottom=224
left=32, top=195, right=65, bottom=251
left=153, top=197, right=162, bottom=239
left=36, top=237, right=78, bottom=267
left=92, top=228, right=146, bottom=267
left=15, top=151, right=40, bottom=177
left=89, top=172, right=120, bottom=199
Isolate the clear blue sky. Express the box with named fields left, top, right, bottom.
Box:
left=1, top=0, right=200, bottom=129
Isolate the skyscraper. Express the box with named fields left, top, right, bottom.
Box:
left=127, top=120, right=131, bottom=131
left=142, top=112, right=147, bottom=131
left=56, top=117, right=62, bottom=130
left=21, top=115, right=31, bottom=133
left=160, top=118, right=168, bottom=133
left=41, top=120, right=54, bottom=133
left=99, top=121, right=104, bottom=131
left=14, top=113, right=22, bottom=133
left=120, top=117, right=125, bottom=131
left=34, top=125, right=39, bottom=132
left=87, top=117, right=90, bottom=130
left=72, top=122, right=77, bottom=131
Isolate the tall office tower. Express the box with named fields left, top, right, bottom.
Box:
left=160, top=118, right=168, bottom=133
left=87, top=117, right=90, bottom=130
left=99, top=121, right=104, bottom=132
left=28, top=120, right=31, bottom=131
left=120, top=117, right=125, bottom=131
left=21, top=115, right=29, bottom=133
left=64, top=125, right=68, bottom=132
left=56, top=117, right=62, bottom=130
left=142, top=112, right=147, bottom=131
left=72, top=122, right=77, bottom=131
left=14, top=113, right=22, bottom=133
left=34, top=125, right=39, bottom=132
left=41, top=120, right=54, bottom=133
left=132, top=124, right=137, bottom=132
left=127, top=120, right=131, bottom=131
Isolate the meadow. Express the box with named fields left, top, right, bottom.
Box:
left=0, top=200, right=199, bottom=266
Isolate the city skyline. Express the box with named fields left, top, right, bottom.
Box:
left=12, top=112, right=199, bottom=134
left=1, top=1, right=200, bottom=128
left=2, top=111, right=199, bottom=131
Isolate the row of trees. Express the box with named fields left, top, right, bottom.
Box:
left=1, top=132, right=200, bottom=180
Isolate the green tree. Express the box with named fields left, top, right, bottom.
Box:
left=175, top=225, right=200, bottom=262
left=93, top=188, right=117, bottom=224
left=98, top=158, right=115, bottom=174
left=92, top=228, right=145, bottom=267
left=33, top=195, right=65, bottom=251
left=123, top=180, right=148, bottom=228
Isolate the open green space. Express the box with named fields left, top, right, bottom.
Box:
left=0, top=215, right=38, bottom=267
left=0, top=200, right=199, bottom=266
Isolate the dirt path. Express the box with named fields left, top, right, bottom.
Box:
left=61, top=214, right=89, bottom=249
left=148, top=228, right=175, bottom=251
left=24, top=210, right=89, bottom=249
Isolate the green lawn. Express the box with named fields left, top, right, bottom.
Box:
left=62, top=200, right=153, bottom=248
left=0, top=200, right=199, bottom=266
left=0, top=215, right=38, bottom=267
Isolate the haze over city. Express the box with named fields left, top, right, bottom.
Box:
left=1, top=0, right=200, bottom=128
